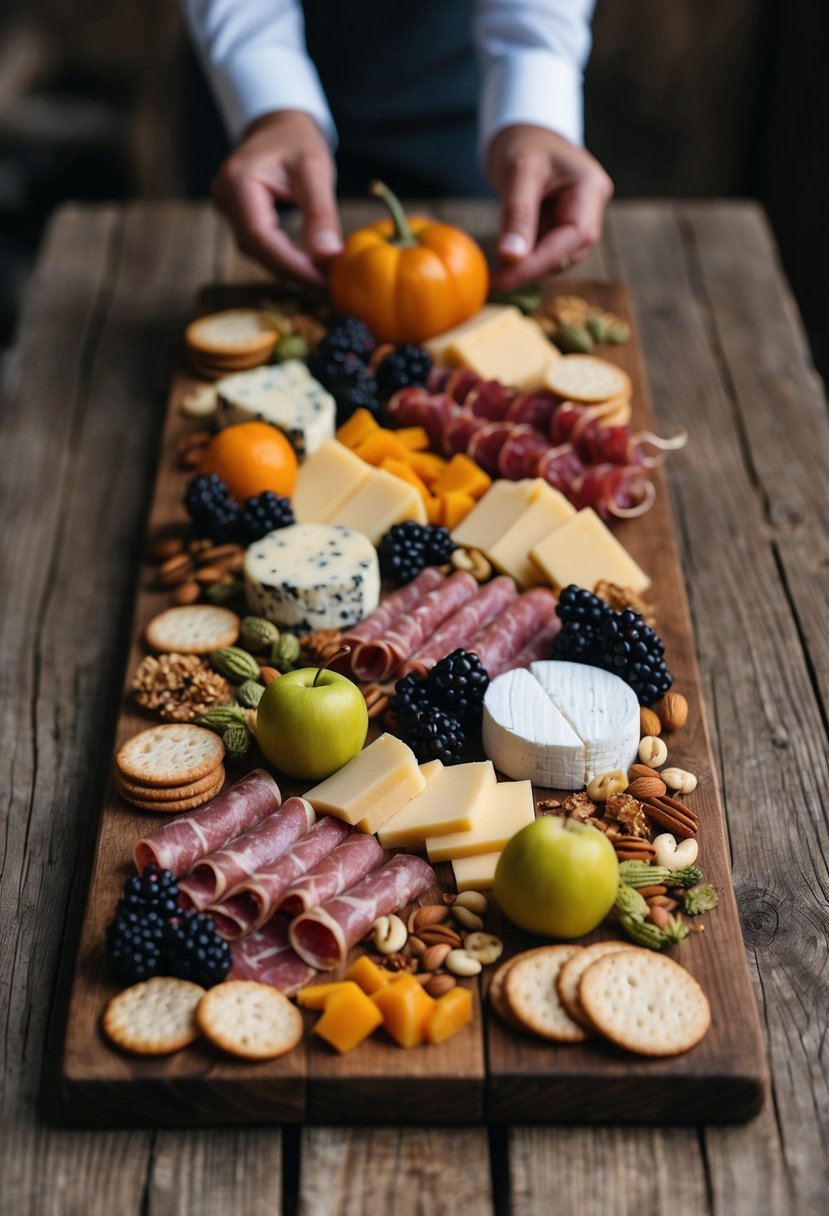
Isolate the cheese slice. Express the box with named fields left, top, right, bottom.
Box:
left=482, top=667, right=585, bottom=788
left=452, top=851, right=501, bottom=892
left=425, top=305, right=517, bottom=362
left=486, top=484, right=576, bottom=588
left=448, top=312, right=560, bottom=391
left=305, top=734, right=424, bottom=832
left=330, top=466, right=427, bottom=544
left=425, top=779, right=535, bottom=862
left=451, top=478, right=546, bottom=552
left=419, top=759, right=443, bottom=783
left=292, top=439, right=372, bottom=524
left=530, top=661, right=640, bottom=782
left=376, top=761, right=496, bottom=849
left=529, top=507, right=651, bottom=594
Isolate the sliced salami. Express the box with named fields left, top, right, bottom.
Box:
left=340, top=566, right=445, bottom=653
left=509, top=615, right=562, bottom=670
left=537, top=443, right=584, bottom=499
left=133, top=769, right=281, bottom=877
left=497, top=425, right=550, bottom=480
left=444, top=367, right=479, bottom=403
left=442, top=412, right=486, bottom=457
left=507, top=389, right=559, bottom=432
left=289, top=855, right=435, bottom=970
left=469, top=587, right=559, bottom=678
left=467, top=379, right=512, bottom=420
left=385, top=386, right=433, bottom=426
left=398, top=576, right=519, bottom=678
left=278, top=832, right=384, bottom=917
left=177, top=797, right=315, bottom=912
left=230, top=913, right=317, bottom=996
left=208, top=815, right=351, bottom=940
left=351, top=570, right=478, bottom=683
left=466, top=421, right=514, bottom=476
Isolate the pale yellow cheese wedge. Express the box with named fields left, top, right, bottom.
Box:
left=419, top=759, right=443, bottom=783
left=426, top=779, right=535, bottom=862
left=448, top=312, right=560, bottom=391
left=305, top=734, right=425, bottom=833
left=451, top=478, right=546, bottom=552
left=330, top=466, right=426, bottom=544
left=530, top=507, right=651, bottom=594
left=452, top=851, right=501, bottom=892
left=376, top=761, right=496, bottom=849
left=486, top=484, right=576, bottom=588
left=292, top=439, right=372, bottom=524
left=424, top=305, right=517, bottom=362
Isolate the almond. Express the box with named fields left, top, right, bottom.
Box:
left=410, top=905, right=450, bottom=934
left=171, top=580, right=201, bottom=606
left=420, top=944, right=451, bottom=972
left=407, top=935, right=426, bottom=957
left=647, top=905, right=671, bottom=930
left=657, top=692, right=688, bottom=732
left=425, top=974, right=457, bottom=998
left=259, top=666, right=280, bottom=686
left=627, top=775, right=667, bottom=801
left=629, top=763, right=658, bottom=782
left=149, top=534, right=186, bottom=562
left=156, top=553, right=195, bottom=588
left=639, top=707, right=662, bottom=737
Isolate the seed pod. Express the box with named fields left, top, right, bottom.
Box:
left=270, top=633, right=301, bottom=672
left=274, top=333, right=310, bottom=361
left=240, top=616, right=280, bottom=653
left=209, top=646, right=262, bottom=683
left=222, top=725, right=251, bottom=761
left=555, top=322, right=594, bottom=354
left=236, top=679, right=265, bottom=709
left=196, top=706, right=248, bottom=732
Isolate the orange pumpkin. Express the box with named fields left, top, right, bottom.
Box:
left=330, top=181, right=489, bottom=344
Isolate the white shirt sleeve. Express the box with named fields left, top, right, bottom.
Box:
left=475, top=0, right=596, bottom=152
left=181, top=0, right=337, bottom=146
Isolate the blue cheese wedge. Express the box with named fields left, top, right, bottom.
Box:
left=244, top=523, right=380, bottom=632
left=482, top=668, right=585, bottom=788
left=216, top=360, right=335, bottom=459
left=530, top=660, right=640, bottom=782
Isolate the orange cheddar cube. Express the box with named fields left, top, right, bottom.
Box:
left=371, top=973, right=437, bottom=1049
left=394, top=426, right=431, bottom=451
left=296, top=981, right=352, bottom=1010
left=354, top=430, right=410, bottom=466
left=431, top=453, right=492, bottom=499
left=313, top=983, right=384, bottom=1054
left=336, top=408, right=379, bottom=449
left=425, top=496, right=443, bottom=525
left=440, top=490, right=477, bottom=530
left=408, top=451, right=448, bottom=485
left=425, top=985, right=473, bottom=1045
left=345, top=954, right=394, bottom=995
left=380, top=457, right=431, bottom=500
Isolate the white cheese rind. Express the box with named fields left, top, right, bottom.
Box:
left=482, top=668, right=585, bottom=788
left=244, top=523, right=380, bottom=632
left=530, top=660, right=640, bottom=782
left=216, top=361, right=335, bottom=459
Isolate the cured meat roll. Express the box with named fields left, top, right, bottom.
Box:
left=177, top=797, right=315, bottom=912
left=289, top=854, right=434, bottom=970
left=133, top=769, right=281, bottom=877
left=230, top=913, right=317, bottom=996
left=278, top=832, right=384, bottom=917
left=209, top=815, right=351, bottom=940
left=398, top=576, right=519, bottom=679
left=336, top=567, right=445, bottom=672
left=469, top=588, right=559, bottom=678
left=509, top=615, right=562, bottom=670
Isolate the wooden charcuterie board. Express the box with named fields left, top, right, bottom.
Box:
left=60, top=281, right=768, bottom=1127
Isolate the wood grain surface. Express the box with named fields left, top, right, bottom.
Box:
left=1, top=200, right=827, bottom=1215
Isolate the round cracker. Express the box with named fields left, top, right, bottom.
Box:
left=579, top=950, right=711, bottom=1057
left=556, top=940, right=636, bottom=1029
left=197, top=980, right=304, bottom=1061
left=186, top=309, right=277, bottom=358
left=487, top=950, right=541, bottom=1031
left=544, top=355, right=632, bottom=404
left=114, top=764, right=225, bottom=803
left=503, top=945, right=588, bottom=1043
left=116, top=724, right=225, bottom=787
left=115, top=767, right=225, bottom=813
left=144, top=605, right=240, bottom=655
left=103, top=977, right=205, bottom=1055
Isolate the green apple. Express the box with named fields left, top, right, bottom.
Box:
left=494, top=816, right=618, bottom=938
left=256, top=655, right=368, bottom=781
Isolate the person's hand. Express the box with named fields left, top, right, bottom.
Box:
left=487, top=124, right=613, bottom=292
left=212, top=110, right=342, bottom=286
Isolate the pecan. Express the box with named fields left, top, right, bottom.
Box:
left=156, top=553, right=196, bottom=588
left=362, top=683, right=390, bottom=720
left=642, top=794, right=699, bottom=839
left=613, top=837, right=656, bottom=862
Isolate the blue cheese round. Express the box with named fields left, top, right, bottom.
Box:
left=244, top=523, right=380, bottom=633
left=216, top=361, right=335, bottom=460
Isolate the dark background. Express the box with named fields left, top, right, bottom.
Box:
left=0, top=0, right=826, bottom=375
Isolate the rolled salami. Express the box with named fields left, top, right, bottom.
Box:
left=177, top=797, right=315, bottom=912
left=289, top=854, right=434, bottom=970
left=278, top=832, right=384, bottom=917
left=469, top=588, right=559, bottom=678
left=209, top=815, right=351, bottom=940
left=133, top=769, right=281, bottom=877
left=398, top=576, right=519, bottom=678
left=509, top=615, right=562, bottom=670
left=230, top=913, right=317, bottom=996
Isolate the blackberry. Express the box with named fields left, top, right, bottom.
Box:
left=556, top=585, right=614, bottom=629
left=378, top=522, right=456, bottom=584
left=376, top=343, right=432, bottom=399
left=185, top=473, right=239, bottom=542
left=398, top=705, right=466, bottom=765
left=238, top=491, right=294, bottom=545
left=106, top=909, right=165, bottom=985
left=119, top=865, right=180, bottom=919
left=308, top=349, right=379, bottom=425
left=317, top=317, right=376, bottom=361
left=162, top=912, right=232, bottom=987
left=427, top=649, right=489, bottom=723
left=390, top=672, right=433, bottom=720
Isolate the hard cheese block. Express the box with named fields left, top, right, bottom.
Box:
left=529, top=507, right=651, bottom=594
left=451, top=478, right=546, bottom=552
left=216, top=360, right=335, bottom=458
left=446, top=311, right=560, bottom=391
left=425, top=779, right=535, bottom=862
left=292, top=439, right=372, bottom=524
left=304, top=733, right=425, bottom=832
left=482, top=667, right=584, bottom=788
left=424, top=304, right=516, bottom=362
left=329, top=466, right=427, bottom=545
left=530, top=660, right=640, bottom=782
left=244, top=523, right=380, bottom=631
left=376, top=761, right=496, bottom=849
left=452, top=851, right=501, bottom=892
left=486, top=483, right=576, bottom=588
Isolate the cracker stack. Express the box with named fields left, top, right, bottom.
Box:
left=114, top=724, right=226, bottom=813
left=185, top=309, right=278, bottom=380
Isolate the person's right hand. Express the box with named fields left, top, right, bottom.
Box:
left=212, top=110, right=342, bottom=286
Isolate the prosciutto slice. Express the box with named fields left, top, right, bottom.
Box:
left=230, top=913, right=317, bottom=996
left=177, top=797, right=315, bottom=912
left=133, top=769, right=281, bottom=877
left=352, top=570, right=478, bottom=683
left=209, top=815, right=351, bottom=940
left=469, top=588, right=559, bottom=678
left=398, top=576, right=519, bottom=678
left=289, top=855, right=434, bottom=970
left=278, top=832, right=384, bottom=917
left=339, top=566, right=445, bottom=657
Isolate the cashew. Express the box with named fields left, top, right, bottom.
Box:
left=661, top=767, right=698, bottom=795
left=462, top=932, right=503, bottom=965
left=452, top=905, right=484, bottom=931
left=445, top=949, right=483, bottom=977
left=586, top=769, right=629, bottom=802
left=638, top=735, right=668, bottom=768
left=653, top=832, right=699, bottom=869
left=372, top=913, right=408, bottom=955
left=451, top=547, right=492, bottom=582
left=453, top=891, right=487, bottom=917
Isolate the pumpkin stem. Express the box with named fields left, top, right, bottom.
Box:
left=370, top=180, right=419, bottom=249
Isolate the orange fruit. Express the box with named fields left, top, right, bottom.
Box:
left=200, top=422, right=298, bottom=501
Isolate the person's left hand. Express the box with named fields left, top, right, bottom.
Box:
left=487, top=124, right=613, bottom=292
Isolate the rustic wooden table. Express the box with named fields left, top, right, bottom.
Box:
left=1, top=200, right=827, bottom=1215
